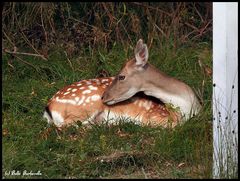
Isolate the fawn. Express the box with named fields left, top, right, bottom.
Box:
left=43, top=39, right=199, bottom=128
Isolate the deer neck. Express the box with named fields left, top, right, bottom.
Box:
left=140, top=64, right=200, bottom=119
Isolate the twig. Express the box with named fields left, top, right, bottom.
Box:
left=102, top=2, right=117, bottom=23
left=4, top=49, right=47, bottom=61
left=192, top=20, right=212, bottom=39
left=132, top=2, right=172, bottom=17
left=145, top=7, right=167, bottom=40
left=9, top=53, right=39, bottom=71
left=200, top=20, right=212, bottom=34
left=193, top=3, right=204, bottom=23
left=182, top=29, right=198, bottom=41
left=64, top=51, right=74, bottom=71
left=154, top=24, right=167, bottom=38
left=120, top=21, right=133, bottom=46
left=3, top=31, right=15, bottom=47
left=141, top=167, right=148, bottom=179
left=184, top=22, right=199, bottom=31
left=40, top=3, right=48, bottom=46
left=69, top=17, right=96, bottom=29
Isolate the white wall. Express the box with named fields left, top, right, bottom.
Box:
left=213, top=2, right=238, bottom=178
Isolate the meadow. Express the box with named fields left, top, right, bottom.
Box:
left=2, top=40, right=213, bottom=178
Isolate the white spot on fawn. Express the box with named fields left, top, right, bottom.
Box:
left=56, top=97, right=76, bottom=105
left=72, top=88, right=77, bottom=92
left=88, top=85, right=98, bottom=90
left=82, top=90, right=91, bottom=94
left=77, top=83, right=82, bottom=86
left=101, top=79, right=109, bottom=83
left=93, top=79, right=101, bottom=85
left=142, top=101, right=152, bottom=110
left=75, top=97, right=80, bottom=102
left=85, top=96, right=91, bottom=103
left=63, top=91, right=70, bottom=95
left=91, top=94, right=101, bottom=101
left=85, top=81, right=92, bottom=85
left=71, top=94, right=76, bottom=97
left=79, top=87, right=85, bottom=90
left=67, top=88, right=72, bottom=91
left=78, top=96, right=86, bottom=105
left=138, top=101, right=143, bottom=107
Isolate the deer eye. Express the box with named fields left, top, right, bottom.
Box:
left=118, top=75, right=125, bottom=81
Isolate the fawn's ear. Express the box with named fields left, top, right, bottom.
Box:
left=134, top=39, right=149, bottom=67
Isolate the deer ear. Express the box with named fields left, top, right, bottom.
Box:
left=134, top=39, right=149, bottom=66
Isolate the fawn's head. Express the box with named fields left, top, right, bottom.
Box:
left=102, top=39, right=149, bottom=105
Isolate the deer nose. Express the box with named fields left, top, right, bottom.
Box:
left=101, top=93, right=106, bottom=101
left=101, top=92, right=110, bottom=104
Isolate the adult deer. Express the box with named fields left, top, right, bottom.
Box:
left=43, top=77, right=181, bottom=128
left=102, top=39, right=201, bottom=120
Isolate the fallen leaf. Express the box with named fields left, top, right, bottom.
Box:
left=3, top=129, right=9, bottom=136
left=204, top=66, right=212, bottom=76
left=177, top=162, right=185, bottom=168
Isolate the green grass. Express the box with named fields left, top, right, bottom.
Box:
left=2, top=41, right=212, bottom=179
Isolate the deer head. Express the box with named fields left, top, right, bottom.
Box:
left=102, top=39, right=149, bottom=105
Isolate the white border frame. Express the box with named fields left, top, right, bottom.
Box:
left=213, top=2, right=238, bottom=178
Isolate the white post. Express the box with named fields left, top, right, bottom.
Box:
left=213, top=2, right=238, bottom=178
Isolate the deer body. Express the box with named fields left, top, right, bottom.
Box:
left=102, top=39, right=201, bottom=120
left=43, top=77, right=180, bottom=128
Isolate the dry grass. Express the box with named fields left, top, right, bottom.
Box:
left=2, top=2, right=212, bottom=61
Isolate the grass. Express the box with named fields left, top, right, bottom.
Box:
left=2, top=41, right=212, bottom=179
